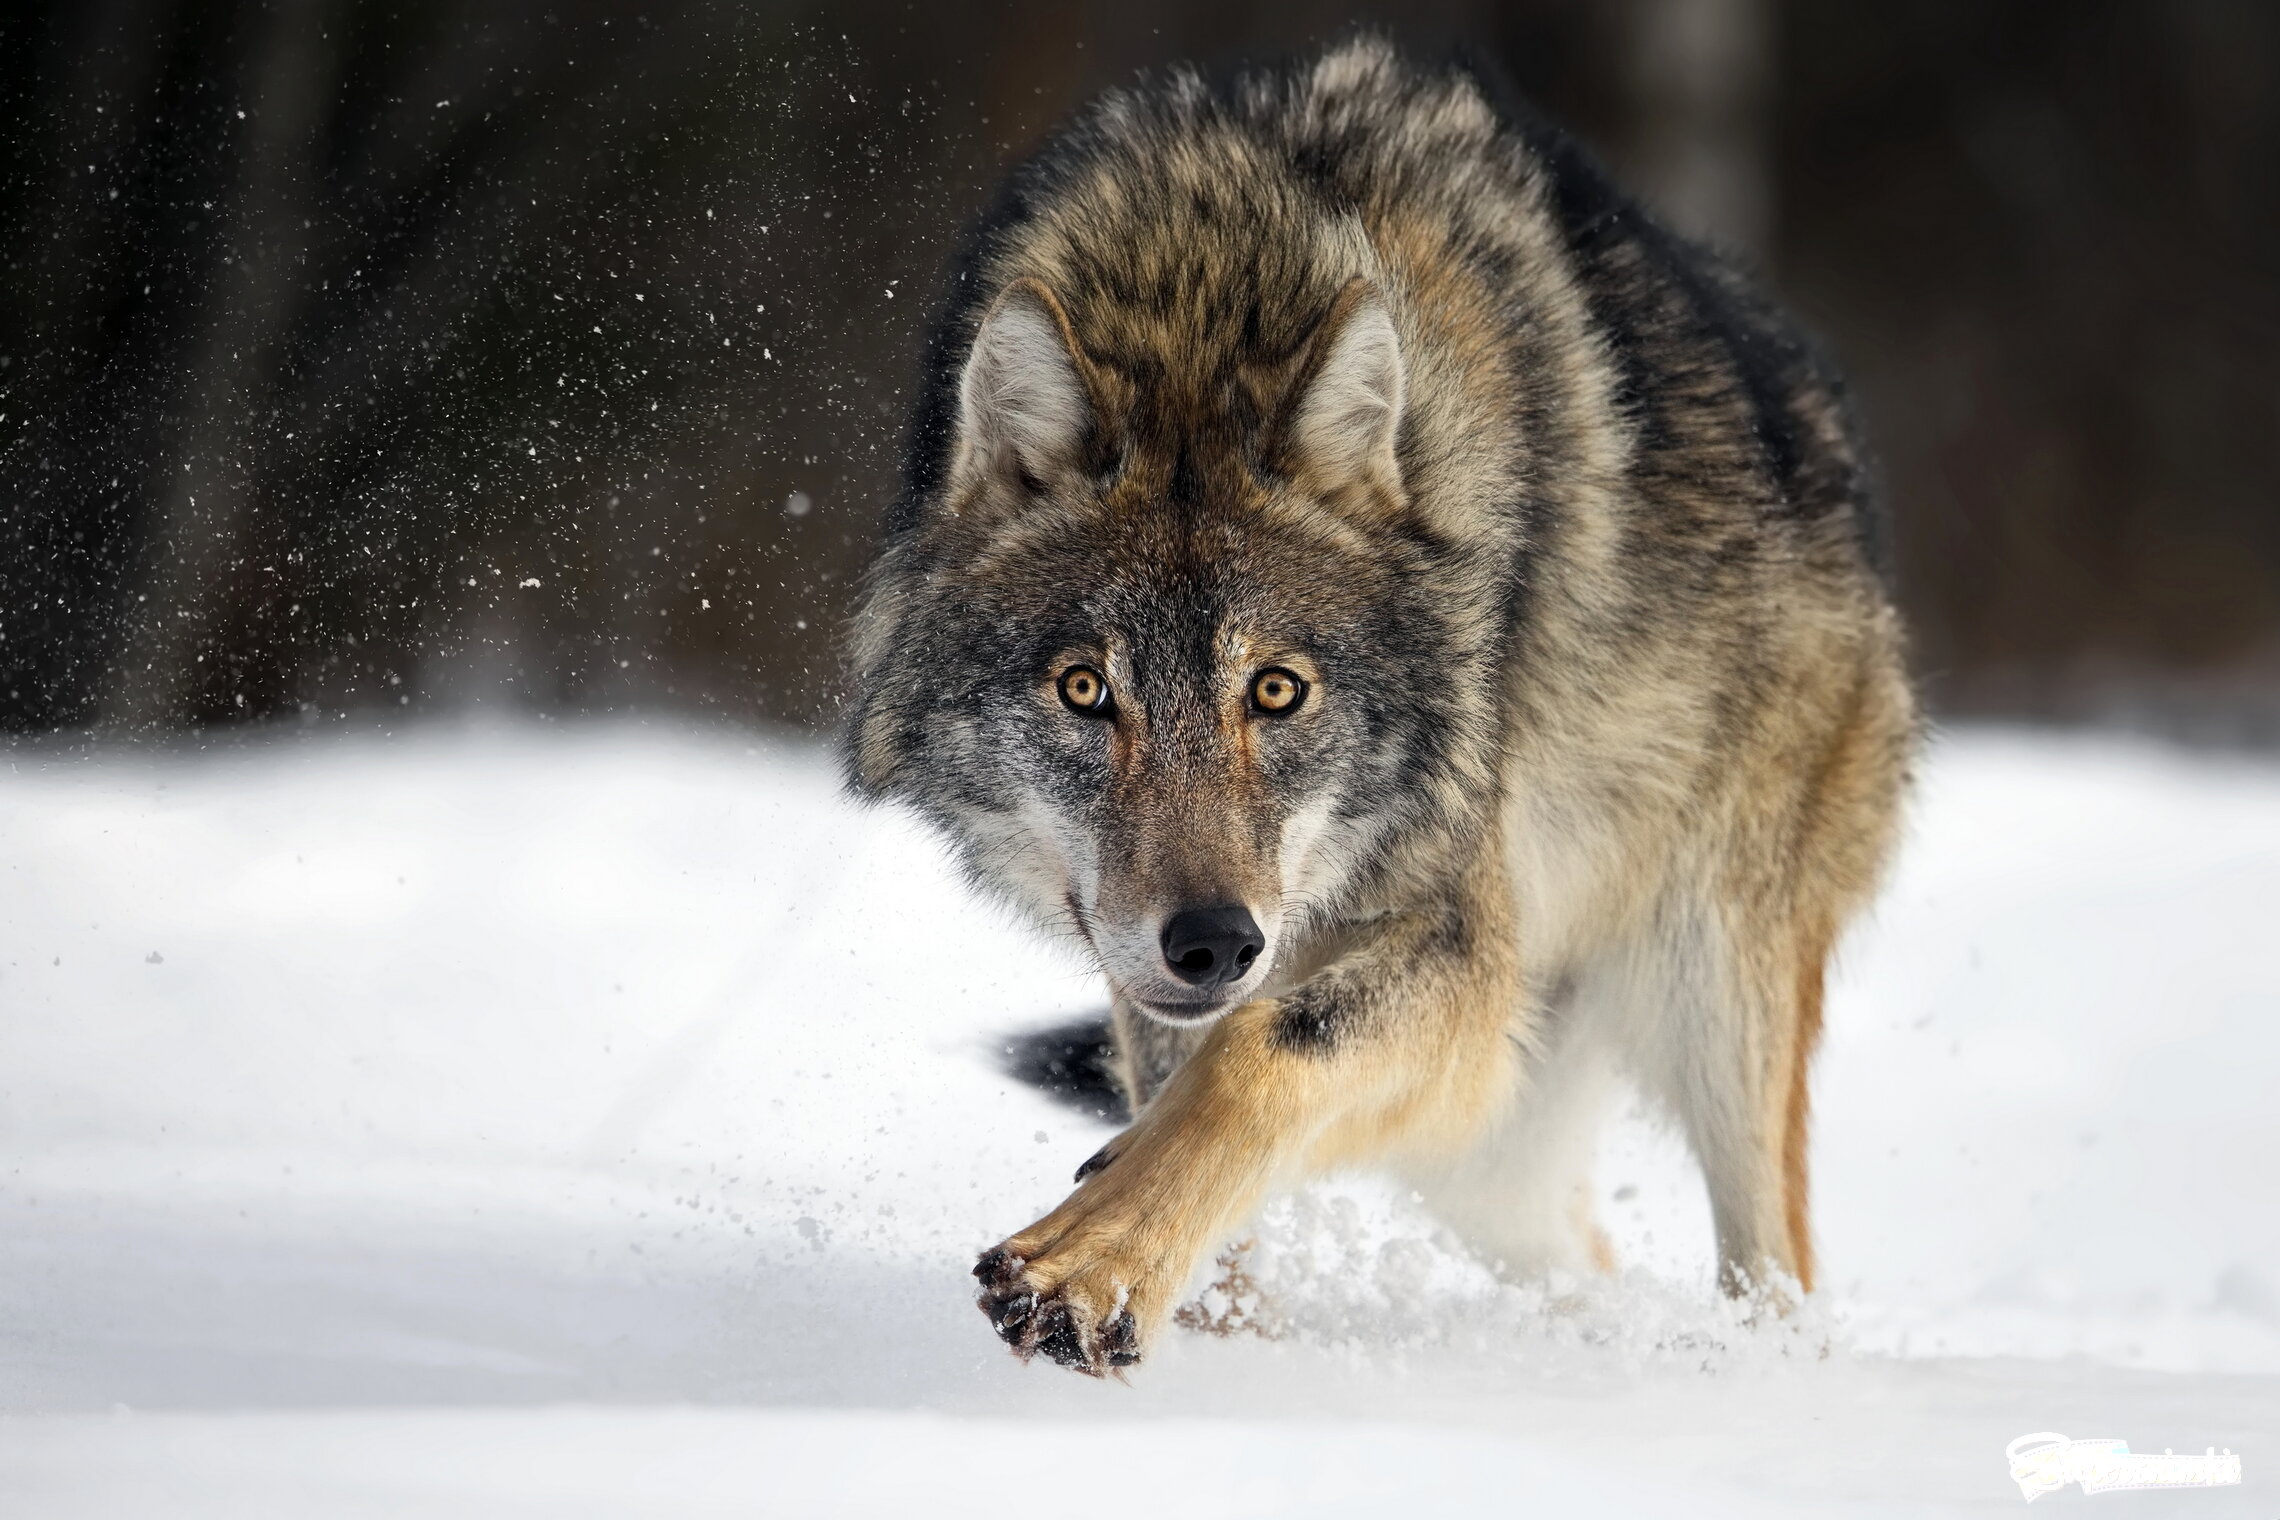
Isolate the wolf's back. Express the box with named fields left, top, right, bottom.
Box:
left=890, top=37, right=1884, bottom=603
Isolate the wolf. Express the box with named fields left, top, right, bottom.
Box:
left=843, top=38, right=1914, bottom=1376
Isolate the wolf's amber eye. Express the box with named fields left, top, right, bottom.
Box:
left=1058, top=665, right=1112, bottom=715
left=1250, top=667, right=1306, bottom=715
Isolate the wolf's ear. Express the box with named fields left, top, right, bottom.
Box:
left=1286, top=280, right=1405, bottom=499
left=954, top=279, right=1093, bottom=490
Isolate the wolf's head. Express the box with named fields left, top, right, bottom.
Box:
left=845, top=265, right=1502, bottom=1024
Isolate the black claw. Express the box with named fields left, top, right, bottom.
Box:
left=1073, top=1142, right=1117, bottom=1184
left=974, top=1245, right=1026, bottom=1288
left=1032, top=1304, right=1093, bottom=1373
left=1102, top=1309, right=1142, bottom=1367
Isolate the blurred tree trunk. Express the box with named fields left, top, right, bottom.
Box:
left=1625, top=0, right=1773, bottom=257
left=99, top=0, right=347, bottom=733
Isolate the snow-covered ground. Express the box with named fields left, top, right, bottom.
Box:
left=1, top=720, right=2274, bottom=1515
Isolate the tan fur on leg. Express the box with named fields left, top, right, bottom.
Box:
left=976, top=852, right=1523, bottom=1374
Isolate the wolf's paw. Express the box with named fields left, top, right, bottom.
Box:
left=973, top=1243, right=1144, bottom=1377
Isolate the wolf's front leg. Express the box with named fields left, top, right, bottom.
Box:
left=974, top=858, right=1523, bottom=1375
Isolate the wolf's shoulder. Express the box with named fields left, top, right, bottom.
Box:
left=902, top=38, right=1879, bottom=582
left=988, top=38, right=1568, bottom=238
left=894, top=39, right=1588, bottom=525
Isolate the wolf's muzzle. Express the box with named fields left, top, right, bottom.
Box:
left=1158, top=904, right=1265, bottom=989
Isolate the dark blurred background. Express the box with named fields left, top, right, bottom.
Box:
left=4, top=1, right=2276, bottom=742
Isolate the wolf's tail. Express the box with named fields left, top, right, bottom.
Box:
left=995, top=1011, right=1127, bottom=1124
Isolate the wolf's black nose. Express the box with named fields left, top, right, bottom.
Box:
left=1159, top=905, right=1265, bottom=987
